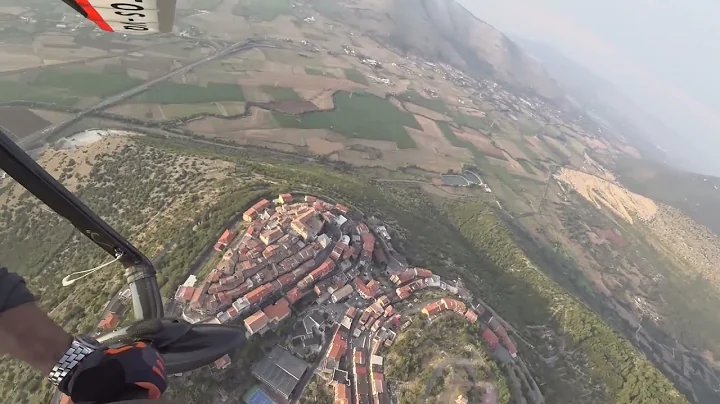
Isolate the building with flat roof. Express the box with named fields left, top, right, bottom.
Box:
left=252, top=346, right=310, bottom=400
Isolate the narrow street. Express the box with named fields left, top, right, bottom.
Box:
left=290, top=323, right=341, bottom=404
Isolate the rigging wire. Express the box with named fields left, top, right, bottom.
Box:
left=62, top=252, right=124, bottom=286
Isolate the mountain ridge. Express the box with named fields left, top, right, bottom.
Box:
left=310, top=0, right=565, bottom=100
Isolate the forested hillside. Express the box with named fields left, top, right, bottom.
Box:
left=0, top=135, right=688, bottom=403
left=441, top=201, right=688, bottom=404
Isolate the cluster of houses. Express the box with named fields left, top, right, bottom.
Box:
left=173, top=195, right=381, bottom=335
left=422, top=297, right=517, bottom=358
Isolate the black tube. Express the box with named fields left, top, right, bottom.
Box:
left=0, top=129, right=162, bottom=320
left=0, top=131, right=148, bottom=267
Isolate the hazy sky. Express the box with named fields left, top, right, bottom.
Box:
left=458, top=0, right=720, bottom=174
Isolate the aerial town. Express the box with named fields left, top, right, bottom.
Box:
left=162, top=194, right=519, bottom=404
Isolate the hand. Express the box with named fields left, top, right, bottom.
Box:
left=60, top=342, right=168, bottom=403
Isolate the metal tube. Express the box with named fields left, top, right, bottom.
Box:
left=0, top=129, right=162, bottom=319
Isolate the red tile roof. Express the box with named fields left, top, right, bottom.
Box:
left=279, top=194, right=293, bottom=203
left=175, top=286, right=195, bottom=303
left=244, top=311, right=269, bottom=334
left=481, top=328, right=500, bottom=348
left=98, top=313, right=120, bottom=331
left=286, top=287, right=304, bottom=304
left=251, top=199, right=271, bottom=212
left=464, top=310, right=478, bottom=323
left=190, top=286, right=206, bottom=306
left=334, top=384, right=349, bottom=404
left=263, top=298, right=291, bottom=323
left=422, top=302, right=443, bottom=317
left=327, top=333, right=348, bottom=361
left=367, top=280, right=380, bottom=294
left=213, top=354, right=232, bottom=370
left=335, top=203, right=349, bottom=214
left=218, top=230, right=234, bottom=245
left=245, top=283, right=274, bottom=305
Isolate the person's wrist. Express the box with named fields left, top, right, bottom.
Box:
left=45, top=333, right=74, bottom=375
left=49, top=335, right=103, bottom=387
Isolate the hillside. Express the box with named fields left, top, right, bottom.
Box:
left=308, top=0, right=563, bottom=100
left=0, top=132, right=691, bottom=403
left=556, top=167, right=657, bottom=224
left=612, top=155, right=720, bottom=237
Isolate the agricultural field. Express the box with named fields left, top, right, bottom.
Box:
left=261, top=85, right=301, bottom=101
left=343, top=68, right=369, bottom=85
left=273, top=91, right=420, bottom=148
left=0, top=107, right=51, bottom=140
left=397, top=90, right=449, bottom=114
left=133, top=82, right=246, bottom=104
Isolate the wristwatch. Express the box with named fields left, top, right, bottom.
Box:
left=47, top=335, right=103, bottom=386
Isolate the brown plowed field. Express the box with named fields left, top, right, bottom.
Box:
left=0, top=107, right=51, bottom=139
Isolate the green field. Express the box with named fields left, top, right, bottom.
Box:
left=397, top=90, right=448, bottom=113
left=134, top=82, right=246, bottom=104
left=451, top=112, right=491, bottom=132
left=273, top=91, right=419, bottom=148
left=34, top=71, right=143, bottom=97
left=343, top=68, right=369, bottom=85
left=261, top=85, right=301, bottom=101
left=0, top=81, right=79, bottom=106
left=305, top=67, right=335, bottom=77
left=517, top=158, right=536, bottom=175
left=232, top=0, right=292, bottom=20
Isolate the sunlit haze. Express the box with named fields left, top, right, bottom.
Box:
left=460, top=0, right=720, bottom=174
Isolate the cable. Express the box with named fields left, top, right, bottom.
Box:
left=62, top=252, right=124, bottom=286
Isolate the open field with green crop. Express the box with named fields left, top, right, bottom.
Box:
left=398, top=90, right=448, bottom=113
left=261, top=85, right=301, bottom=101
left=34, top=71, right=142, bottom=97
left=343, top=68, right=369, bottom=85
left=451, top=111, right=491, bottom=132
left=273, top=91, right=419, bottom=148
left=134, top=82, right=246, bottom=104
left=0, top=81, right=79, bottom=106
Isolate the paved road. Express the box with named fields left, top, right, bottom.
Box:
left=19, top=40, right=278, bottom=149
left=290, top=323, right=341, bottom=404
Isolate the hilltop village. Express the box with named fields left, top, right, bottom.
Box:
left=169, top=194, right=519, bottom=404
